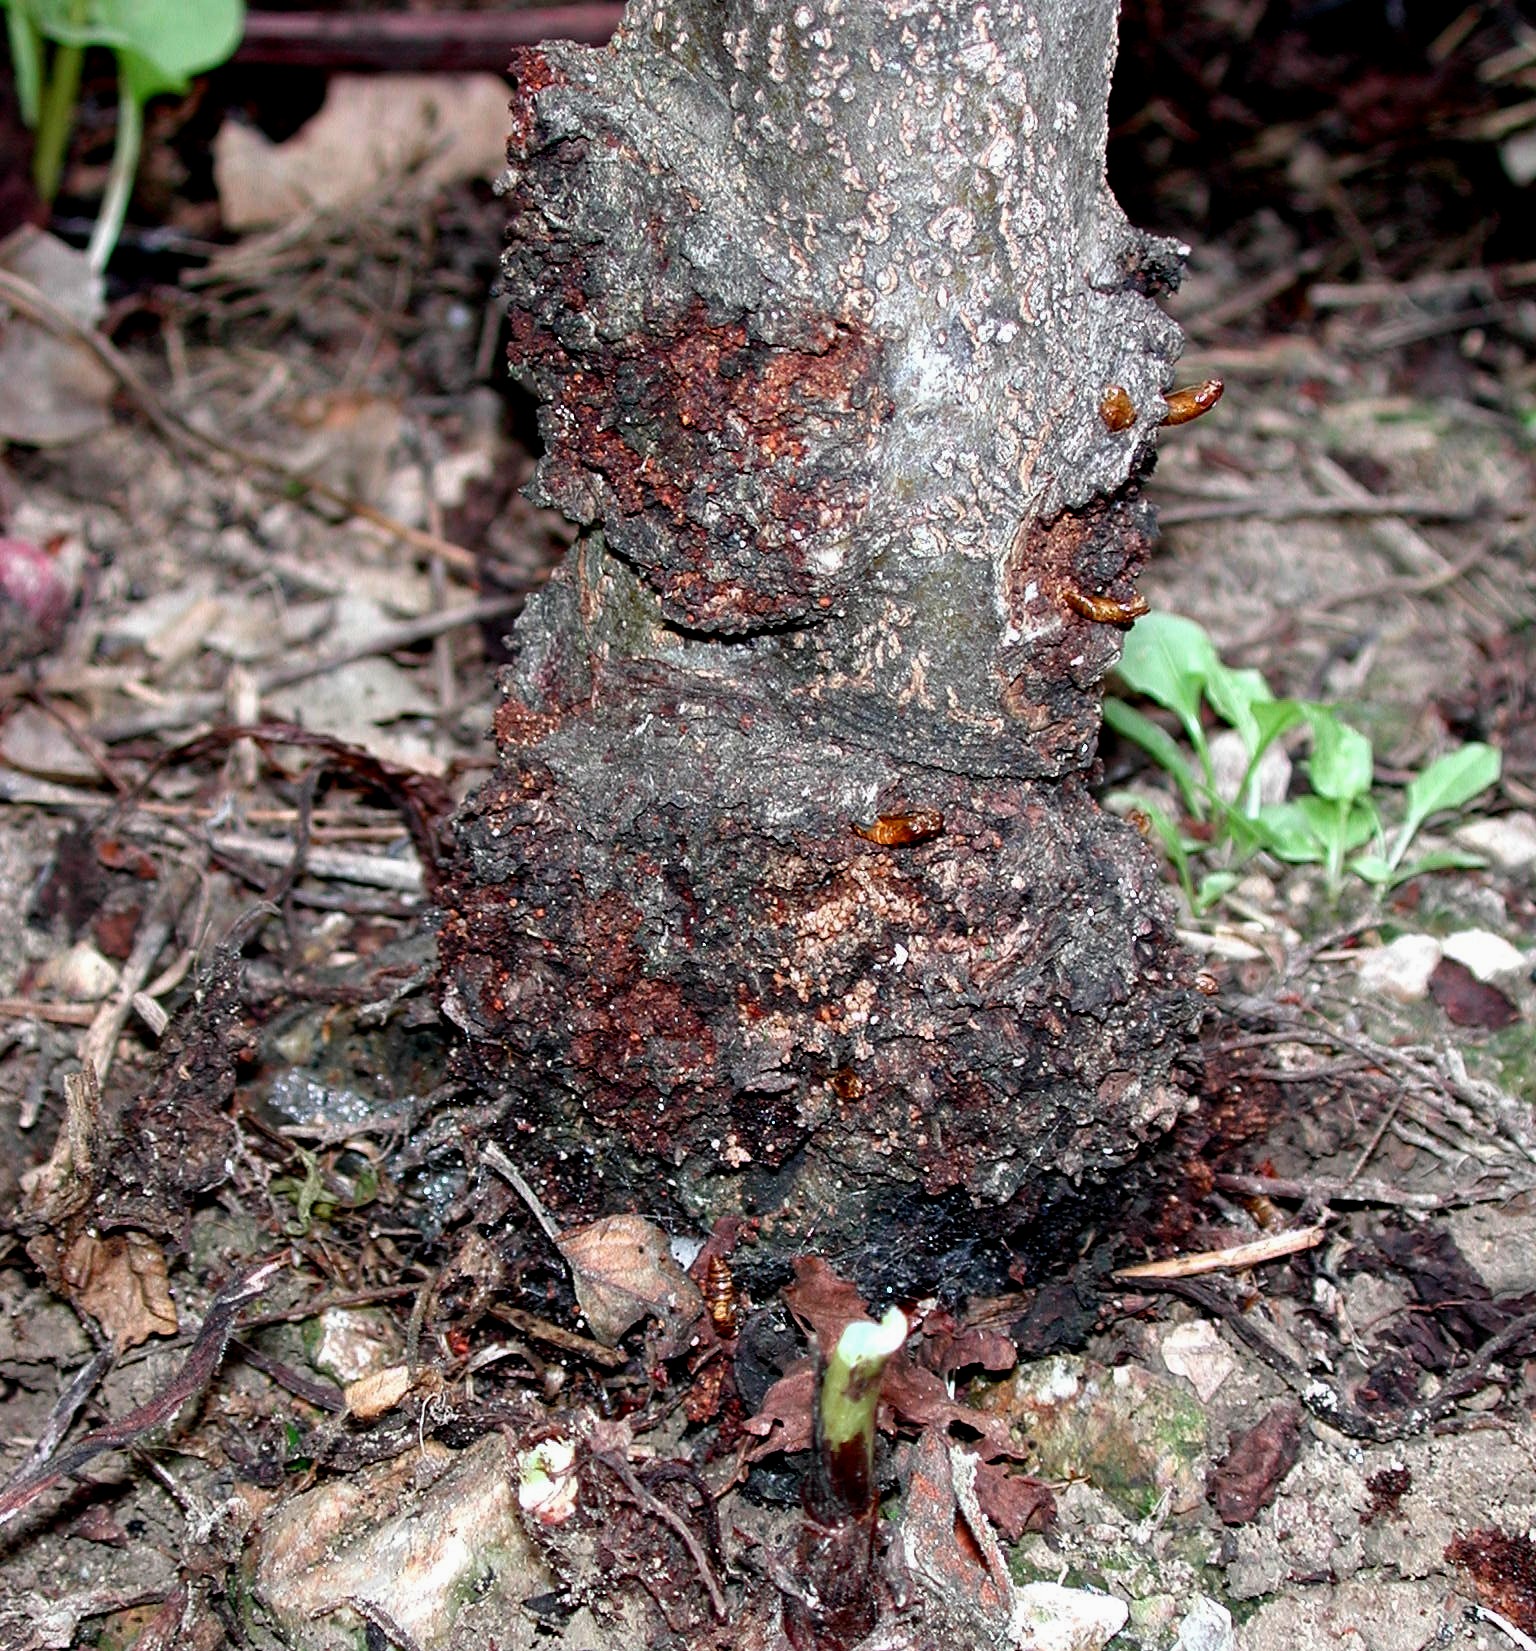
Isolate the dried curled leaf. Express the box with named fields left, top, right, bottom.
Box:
left=558, top=1213, right=702, bottom=1346
left=61, top=1230, right=178, bottom=1351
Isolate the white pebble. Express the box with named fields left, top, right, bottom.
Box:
left=1355, top=934, right=1442, bottom=1002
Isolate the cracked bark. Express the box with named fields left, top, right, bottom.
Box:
left=440, top=0, right=1200, bottom=1286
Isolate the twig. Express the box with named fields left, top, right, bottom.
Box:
left=1474, top=1607, right=1536, bottom=1651
left=1213, top=1171, right=1500, bottom=1211
left=480, top=1141, right=564, bottom=1245
left=235, top=6, right=623, bottom=69
left=0, top=267, right=480, bottom=573
left=84, top=592, right=522, bottom=743
left=1155, top=493, right=1526, bottom=527
left=590, top=1448, right=728, bottom=1621
left=9, top=1347, right=115, bottom=1485
left=78, top=853, right=206, bottom=1083
left=0, top=999, right=97, bottom=1026
left=229, top=1340, right=345, bottom=1413
left=1113, top=1225, right=1326, bottom=1280
left=485, top=1304, right=628, bottom=1371
left=0, top=1258, right=284, bottom=1530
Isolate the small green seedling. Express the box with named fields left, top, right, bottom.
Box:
left=1105, top=612, right=1500, bottom=906
left=2, top=0, right=244, bottom=270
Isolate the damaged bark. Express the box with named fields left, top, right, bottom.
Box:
left=440, top=0, right=1199, bottom=1282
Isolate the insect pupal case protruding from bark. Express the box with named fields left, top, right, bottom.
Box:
left=1160, top=378, right=1224, bottom=426
left=851, top=810, right=946, bottom=845
left=1098, top=385, right=1136, bottom=431
left=1061, top=582, right=1151, bottom=626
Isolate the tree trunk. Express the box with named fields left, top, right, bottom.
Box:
left=440, top=0, right=1198, bottom=1287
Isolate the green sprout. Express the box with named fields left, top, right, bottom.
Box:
left=787, top=1307, right=908, bottom=1650
left=2, top=0, right=245, bottom=270
left=1104, top=612, right=1501, bottom=907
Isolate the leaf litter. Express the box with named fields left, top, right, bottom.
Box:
left=0, top=16, right=1534, bottom=1651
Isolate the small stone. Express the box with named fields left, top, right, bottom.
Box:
left=1355, top=934, right=1442, bottom=1002
left=1454, top=812, right=1536, bottom=873
left=1159, top=1320, right=1237, bottom=1403
left=1209, top=729, right=1290, bottom=810
left=253, top=1435, right=552, bottom=1651
left=37, top=940, right=119, bottom=1002
left=1011, top=1582, right=1129, bottom=1651
left=1441, top=928, right=1527, bottom=982
left=306, top=1306, right=399, bottom=1384
left=1174, top=1595, right=1236, bottom=1651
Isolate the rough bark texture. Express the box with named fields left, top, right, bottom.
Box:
left=440, top=0, right=1199, bottom=1284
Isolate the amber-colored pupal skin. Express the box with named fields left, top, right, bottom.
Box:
left=1160, top=378, right=1224, bottom=426
left=1061, top=582, right=1151, bottom=625
left=1098, top=384, right=1137, bottom=431
left=701, top=1255, right=743, bottom=1336
left=850, top=810, right=945, bottom=845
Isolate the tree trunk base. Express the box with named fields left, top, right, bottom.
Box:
left=440, top=540, right=1196, bottom=1279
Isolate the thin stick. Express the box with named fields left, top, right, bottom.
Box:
left=203, top=831, right=422, bottom=895
left=0, top=1258, right=284, bottom=1529
left=591, top=1448, right=728, bottom=1621
left=1475, top=1607, right=1536, bottom=1651
left=78, top=855, right=206, bottom=1083
left=1113, top=1224, right=1326, bottom=1281
left=1155, top=493, right=1526, bottom=527
left=1212, top=1171, right=1476, bottom=1211
left=480, top=1141, right=564, bottom=1245
left=485, top=1304, right=628, bottom=1370
left=0, top=998, right=97, bottom=1025
left=0, top=267, right=480, bottom=572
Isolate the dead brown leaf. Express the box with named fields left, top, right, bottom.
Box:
left=1428, top=957, right=1519, bottom=1029
left=558, top=1212, right=702, bottom=1347
left=782, top=1254, right=871, bottom=1358
left=918, top=1307, right=1019, bottom=1379
left=59, top=1230, right=178, bottom=1350
left=972, top=1457, right=1056, bottom=1542
left=1208, top=1401, right=1301, bottom=1524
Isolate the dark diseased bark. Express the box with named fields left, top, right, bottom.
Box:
left=440, top=0, right=1199, bottom=1275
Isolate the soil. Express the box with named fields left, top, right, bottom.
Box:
left=1, top=5, right=1535, bottom=1650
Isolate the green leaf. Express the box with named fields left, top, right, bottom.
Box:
left=4, top=6, right=44, bottom=127
left=1113, top=612, right=1218, bottom=765
left=1102, top=698, right=1204, bottom=816
left=1303, top=706, right=1373, bottom=803
left=1402, top=743, right=1501, bottom=838
left=1248, top=697, right=1307, bottom=759
left=1193, top=870, right=1240, bottom=915
left=1251, top=800, right=1327, bottom=864
left=15, top=0, right=244, bottom=96
left=1354, top=847, right=1490, bottom=889
left=1253, top=795, right=1378, bottom=865
left=1204, top=662, right=1274, bottom=755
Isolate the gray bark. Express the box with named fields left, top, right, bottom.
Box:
left=441, top=0, right=1199, bottom=1286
